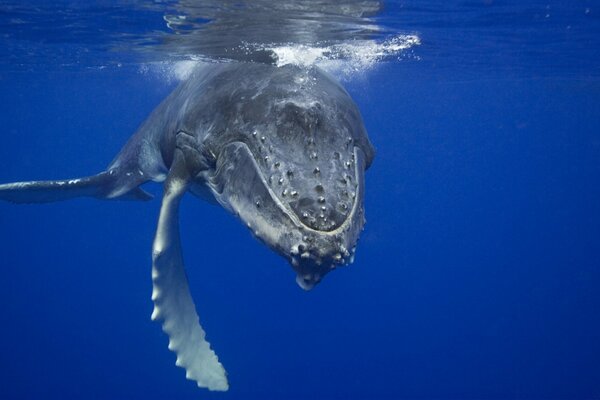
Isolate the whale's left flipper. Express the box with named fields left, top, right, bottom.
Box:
left=0, top=169, right=152, bottom=203
left=151, top=149, right=228, bottom=391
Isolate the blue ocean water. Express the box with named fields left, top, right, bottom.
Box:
left=1, top=1, right=599, bottom=399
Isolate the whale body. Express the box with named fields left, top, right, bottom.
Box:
left=0, top=62, right=374, bottom=390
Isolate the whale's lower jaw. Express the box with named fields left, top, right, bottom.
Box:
left=206, top=141, right=367, bottom=288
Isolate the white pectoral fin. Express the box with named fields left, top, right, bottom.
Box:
left=0, top=170, right=152, bottom=203
left=151, top=151, right=228, bottom=391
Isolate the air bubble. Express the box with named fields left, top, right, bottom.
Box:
left=313, top=167, right=320, bottom=175
left=317, top=196, right=325, bottom=203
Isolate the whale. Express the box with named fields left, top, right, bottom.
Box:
left=0, top=62, right=375, bottom=391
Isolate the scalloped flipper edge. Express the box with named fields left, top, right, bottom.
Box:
left=151, top=164, right=228, bottom=391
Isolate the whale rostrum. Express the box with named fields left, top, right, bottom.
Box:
left=0, top=62, right=374, bottom=390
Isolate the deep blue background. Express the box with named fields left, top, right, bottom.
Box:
left=1, top=4, right=600, bottom=399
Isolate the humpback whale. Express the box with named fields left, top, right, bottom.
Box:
left=0, top=62, right=374, bottom=391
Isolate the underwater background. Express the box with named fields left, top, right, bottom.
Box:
left=0, top=1, right=599, bottom=398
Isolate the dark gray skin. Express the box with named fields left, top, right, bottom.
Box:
left=117, top=62, right=375, bottom=287
left=0, top=62, right=374, bottom=390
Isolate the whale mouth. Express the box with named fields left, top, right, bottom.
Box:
left=207, top=141, right=366, bottom=288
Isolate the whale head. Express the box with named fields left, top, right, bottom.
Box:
left=203, top=64, right=374, bottom=290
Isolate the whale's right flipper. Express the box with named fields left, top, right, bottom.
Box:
left=0, top=169, right=152, bottom=204
left=150, top=149, right=228, bottom=391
